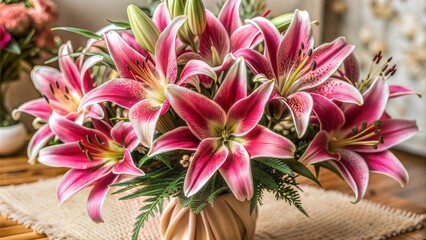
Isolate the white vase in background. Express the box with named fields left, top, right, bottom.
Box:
left=0, top=122, right=27, bottom=156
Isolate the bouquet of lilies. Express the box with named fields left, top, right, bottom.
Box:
left=13, top=0, right=419, bottom=238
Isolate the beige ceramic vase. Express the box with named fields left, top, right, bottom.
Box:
left=160, top=193, right=258, bottom=240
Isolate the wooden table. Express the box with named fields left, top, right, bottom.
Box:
left=0, top=149, right=425, bottom=239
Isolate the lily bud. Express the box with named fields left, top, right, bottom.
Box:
left=271, top=13, right=294, bottom=32
left=127, top=5, right=160, bottom=53
left=166, top=0, right=185, bottom=19
left=184, top=0, right=206, bottom=36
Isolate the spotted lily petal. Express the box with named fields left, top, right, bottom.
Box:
left=310, top=93, right=345, bottom=132
left=283, top=91, right=313, bottom=138
left=219, top=140, right=253, bottom=201
left=166, top=85, right=226, bottom=139
left=184, top=138, right=228, bottom=197
left=87, top=173, right=119, bottom=223
left=79, top=79, right=146, bottom=110
left=332, top=149, right=369, bottom=203
left=58, top=42, right=82, bottom=92
left=306, top=78, right=363, bottom=105
left=240, top=125, right=295, bottom=159
left=295, top=37, right=354, bottom=91
left=343, top=52, right=360, bottom=84
left=360, top=151, right=409, bottom=186
left=149, top=127, right=200, bottom=156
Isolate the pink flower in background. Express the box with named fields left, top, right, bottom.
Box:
left=28, top=0, right=58, bottom=30
left=79, top=17, right=216, bottom=148
left=299, top=78, right=418, bottom=202
left=13, top=43, right=104, bottom=163
left=149, top=59, right=295, bottom=201
left=0, top=3, right=31, bottom=36
left=0, top=25, right=11, bottom=49
left=235, top=10, right=360, bottom=138
left=39, top=113, right=143, bottom=222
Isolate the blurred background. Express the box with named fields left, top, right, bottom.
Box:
left=5, top=0, right=425, bottom=156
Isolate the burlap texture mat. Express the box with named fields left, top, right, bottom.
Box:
left=0, top=177, right=424, bottom=240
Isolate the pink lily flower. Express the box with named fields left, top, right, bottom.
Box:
left=38, top=113, right=143, bottom=222
left=79, top=16, right=217, bottom=148
left=149, top=59, right=295, bottom=201
left=13, top=42, right=104, bottom=163
left=299, top=77, right=418, bottom=202
left=234, top=10, right=360, bottom=137
left=178, top=0, right=261, bottom=78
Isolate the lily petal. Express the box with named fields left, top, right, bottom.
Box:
left=218, top=0, right=241, bottom=36
left=128, top=99, right=163, bottom=148
left=155, top=16, right=186, bottom=83
left=299, top=131, right=340, bottom=164
left=389, top=85, right=421, bottom=99
left=39, top=143, right=102, bottom=169
left=12, top=98, right=52, bottom=121
left=111, top=121, right=140, bottom=150
left=27, top=125, right=54, bottom=164
left=346, top=119, right=418, bottom=153
left=332, top=149, right=369, bottom=203
left=153, top=2, right=171, bottom=32
left=57, top=166, right=113, bottom=205
left=230, top=24, right=262, bottom=52
left=92, top=119, right=112, bottom=137
left=343, top=52, right=360, bottom=84
left=199, top=11, right=230, bottom=66
left=113, top=149, right=144, bottom=176
left=219, top=140, right=253, bottom=201
left=80, top=55, right=103, bottom=94
left=361, top=151, right=409, bottom=186
left=49, top=112, right=109, bottom=144
left=277, top=10, right=313, bottom=78
left=166, top=85, right=226, bottom=139
left=227, top=80, right=274, bottom=135
left=58, top=42, right=81, bottom=92
left=306, top=78, right=363, bottom=105
left=87, top=173, right=119, bottom=223
left=149, top=127, right=200, bottom=156
left=79, top=79, right=145, bottom=110
left=247, top=17, right=281, bottom=75
left=283, top=91, right=314, bottom=138
left=296, top=37, right=354, bottom=91
left=104, top=31, right=152, bottom=80
left=240, top=125, right=295, bottom=159
left=214, top=58, right=247, bottom=111
left=31, top=66, right=63, bottom=100
left=85, top=104, right=105, bottom=120
left=177, top=59, right=217, bottom=86
left=184, top=138, right=228, bottom=197
left=310, top=93, right=345, bottom=132
left=342, top=77, right=389, bottom=129
left=233, top=48, right=275, bottom=79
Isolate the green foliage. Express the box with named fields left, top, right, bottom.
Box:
left=51, top=27, right=102, bottom=40
left=251, top=159, right=308, bottom=216
left=115, top=165, right=185, bottom=240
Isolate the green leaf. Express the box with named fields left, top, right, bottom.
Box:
left=107, top=19, right=131, bottom=29
left=318, top=161, right=343, bottom=179
left=4, top=39, right=21, bottom=55
left=254, top=158, right=294, bottom=177
left=207, top=186, right=228, bottom=206
left=52, top=27, right=102, bottom=40
left=285, top=159, right=321, bottom=187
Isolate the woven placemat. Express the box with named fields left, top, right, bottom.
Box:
left=0, top=177, right=424, bottom=240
